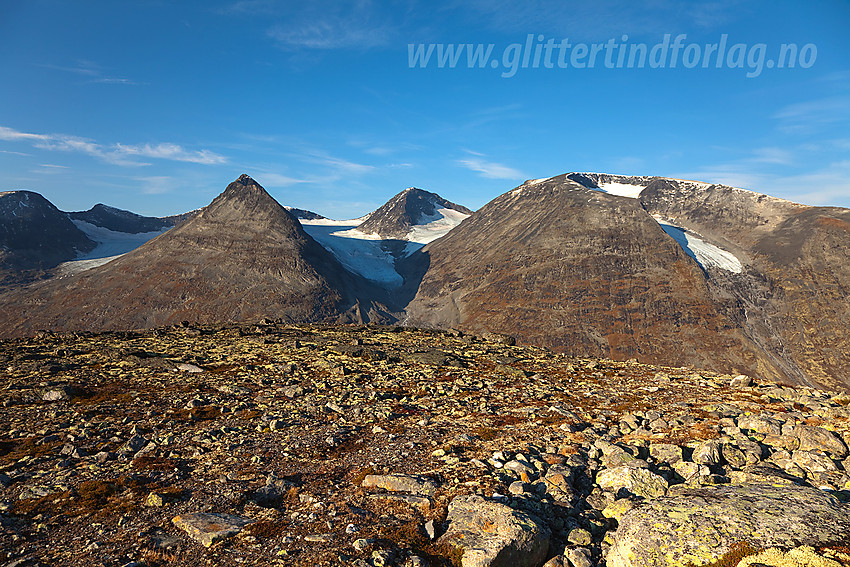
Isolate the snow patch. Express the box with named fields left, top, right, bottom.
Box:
left=406, top=207, right=469, bottom=245
left=300, top=223, right=403, bottom=286
left=300, top=215, right=370, bottom=227
left=653, top=216, right=743, bottom=273
left=594, top=181, right=647, bottom=199
left=57, top=220, right=170, bottom=275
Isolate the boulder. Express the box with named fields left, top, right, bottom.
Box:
left=439, top=495, right=550, bottom=567
left=360, top=474, right=438, bottom=496
left=597, top=466, right=668, bottom=499
left=606, top=483, right=850, bottom=567
left=795, top=425, right=849, bottom=459
left=172, top=513, right=253, bottom=547
left=737, top=415, right=783, bottom=436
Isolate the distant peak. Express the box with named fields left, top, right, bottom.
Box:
left=235, top=173, right=260, bottom=187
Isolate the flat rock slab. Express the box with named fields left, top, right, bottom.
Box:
left=172, top=513, right=254, bottom=547
left=361, top=473, right=438, bottom=496
left=606, top=483, right=850, bottom=567
left=439, top=494, right=550, bottom=567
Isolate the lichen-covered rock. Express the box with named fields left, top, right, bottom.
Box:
left=792, top=450, right=839, bottom=474
left=171, top=513, right=254, bottom=547
left=795, top=425, right=849, bottom=459
left=738, top=415, right=783, bottom=436
left=439, top=495, right=550, bottom=567
left=649, top=443, right=683, bottom=465
left=597, top=466, right=668, bottom=499
left=360, top=474, right=438, bottom=496
left=691, top=439, right=722, bottom=465
left=737, top=546, right=841, bottom=567
left=605, top=483, right=850, bottom=567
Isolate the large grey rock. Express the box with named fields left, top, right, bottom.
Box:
left=172, top=513, right=253, bottom=547
left=597, top=466, right=668, bottom=499
left=606, top=483, right=850, bottom=567
left=361, top=474, right=438, bottom=496
left=649, top=443, right=683, bottom=465
left=690, top=440, right=721, bottom=465
left=439, top=495, right=550, bottom=567
left=795, top=425, right=848, bottom=459
left=737, top=415, right=783, bottom=436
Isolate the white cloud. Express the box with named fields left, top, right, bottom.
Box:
left=0, top=126, right=49, bottom=142
left=457, top=155, right=526, bottom=180
left=0, top=125, right=226, bottom=167
left=116, top=143, right=227, bottom=165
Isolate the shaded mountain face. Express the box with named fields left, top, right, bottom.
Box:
left=68, top=203, right=191, bottom=234
left=0, top=191, right=96, bottom=287
left=402, top=174, right=850, bottom=391
left=285, top=207, right=326, bottom=221
left=594, top=174, right=850, bottom=393
left=0, top=175, right=395, bottom=336
left=356, top=187, right=472, bottom=240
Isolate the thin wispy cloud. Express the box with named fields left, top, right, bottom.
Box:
left=457, top=152, right=526, bottom=180
left=39, top=60, right=137, bottom=85
left=672, top=157, right=850, bottom=207
left=138, top=176, right=175, bottom=195
left=773, top=96, right=850, bottom=134
left=0, top=126, right=226, bottom=167
left=223, top=0, right=394, bottom=50
left=256, top=173, right=307, bottom=187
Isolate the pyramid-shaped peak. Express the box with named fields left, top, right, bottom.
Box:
left=224, top=174, right=267, bottom=194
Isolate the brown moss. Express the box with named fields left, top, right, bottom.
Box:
left=692, top=541, right=762, bottom=567
left=245, top=520, right=288, bottom=538
left=0, top=436, right=62, bottom=465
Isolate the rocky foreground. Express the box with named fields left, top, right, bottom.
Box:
left=1, top=324, right=850, bottom=567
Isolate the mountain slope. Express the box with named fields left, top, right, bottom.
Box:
left=404, top=173, right=850, bottom=391
left=0, top=175, right=395, bottom=335
left=401, top=175, right=775, bottom=379
left=0, top=190, right=96, bottom=287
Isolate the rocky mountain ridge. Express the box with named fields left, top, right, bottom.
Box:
left=1, top=173, right=848, bottom=393
left=2, top=323, right=850, bottom=567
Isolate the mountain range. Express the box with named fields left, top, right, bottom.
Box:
left=0, top=173, right=848, bottom=392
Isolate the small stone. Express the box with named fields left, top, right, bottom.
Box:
left=567, top=527, right=592, bottom=546
left=566, top=547, right=594, bottom=567
left=146, top=492, right=165, bottom=507
left=352, top=538, right=373, bottom=552
left=730, top=374, right=753, bottom=388
left=508, top=481, right=527, bottom=495
left=304, top=533, right=334, bottom=543
left=176, top=363, right=204, bottom=373
left=424, top=519, right=437, bottom=540
left=42, top=386, right=75, bottom=402
left=649, top=443, right=683, bottom=465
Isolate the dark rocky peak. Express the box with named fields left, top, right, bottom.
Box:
left=356, top=187, right=472, bottom=239
left=69, top=203, right=176, bottom=234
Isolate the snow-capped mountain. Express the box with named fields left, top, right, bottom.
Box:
left=299, top=187, right=472, bottom=286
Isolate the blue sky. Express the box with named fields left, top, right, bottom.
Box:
left=1, top=0, right=848, bottom=217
